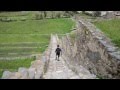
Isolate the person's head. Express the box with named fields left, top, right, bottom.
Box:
left=57, top=45, right=59, bottom=47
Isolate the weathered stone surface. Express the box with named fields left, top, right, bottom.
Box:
left=9, top=72, right=22, bottom=79
left=28, top=68, right=36, bottom=79
left=59, top=17, right=120, bottom=79
left=14, top=72, right=22, bottom=79
left=43, top=35, right=96, bottom=79
left=2, top=71, right=13, bottom=79
left=18, top=68, right=29, bottom=79
left=86, top=49, right=101, bottom=61
left=35, top=69, right=43, bottom=79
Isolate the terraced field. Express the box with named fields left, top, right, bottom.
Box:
left=0, top=18, right=75, bottom=60
left=0, top=11, right=75, bottom=77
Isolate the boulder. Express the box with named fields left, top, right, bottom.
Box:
left=2, top=71, right=12, bottom=79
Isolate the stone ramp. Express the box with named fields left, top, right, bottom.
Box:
left=43, top=35, right=96, bottom=79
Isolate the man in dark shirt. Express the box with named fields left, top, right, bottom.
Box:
left=55, top=45, right=62, bottom=61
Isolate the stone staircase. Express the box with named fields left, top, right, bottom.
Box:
left=2, top=34, right=96, bottom=79
left=42, top=35, right=96, bottom=79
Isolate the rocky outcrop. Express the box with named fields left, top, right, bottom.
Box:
left=59, top=18, right=120, bottom=79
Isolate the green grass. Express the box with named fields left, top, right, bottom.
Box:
left=0, top=58, right=35, bottom=78
left=0, top=18, right=74, bottom=50
left=0, top=19, right=74, bottom=34
left=0, top=42, right=47, bottom=47
left=0, top=18, right=74, bottom=56
left=0, top=58, right=34, bottom=69
left=0, top=34, right=50, bottom=43
left=94, top=19, right=120, bottom=48
left=0, top=12, right=75, bottom=77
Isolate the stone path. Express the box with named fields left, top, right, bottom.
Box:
left=43, top=35, right=96, bottom=79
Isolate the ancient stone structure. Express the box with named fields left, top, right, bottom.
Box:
left=59, top=18, right=120, bottom=79
left=2, top=16, right=120, bottom=79
left=2, top=34, right=96, bottom=79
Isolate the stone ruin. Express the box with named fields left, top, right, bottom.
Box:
left=59, top=17, right=120, bottom=79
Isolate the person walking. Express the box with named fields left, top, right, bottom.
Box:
left=55, top=45, right=62, bottom=61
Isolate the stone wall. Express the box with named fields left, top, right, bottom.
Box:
left=59, top=18, right=120, bottom=79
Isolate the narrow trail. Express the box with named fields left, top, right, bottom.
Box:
left=43, top=35, right=95, bottom=79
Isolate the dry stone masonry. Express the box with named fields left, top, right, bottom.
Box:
left=2, top=34, right=96, bottom=79
left=2, top=16, right=120, bottom=79
left=59, top=17, right=120, bottom=79
left=42, top=35, right=96, bottom=79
